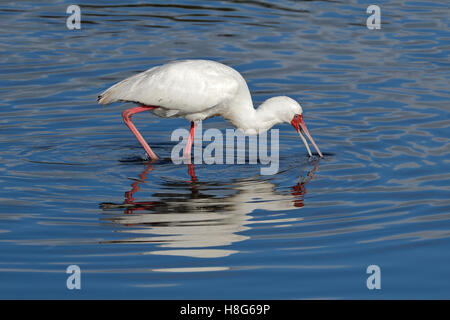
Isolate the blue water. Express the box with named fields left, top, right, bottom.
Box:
left=0, top=0, right=449, bottom=299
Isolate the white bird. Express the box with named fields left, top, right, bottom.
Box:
left=98, top=59, right=322, bottom=160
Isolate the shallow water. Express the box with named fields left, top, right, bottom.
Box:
left=0, top=0, right=449, bottom=299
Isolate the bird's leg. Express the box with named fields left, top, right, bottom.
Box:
left=187, top=163, right=197, bottom=182
left=122, top=106, right=159, bottom=160
left=183, top=121, right=197, bottom=161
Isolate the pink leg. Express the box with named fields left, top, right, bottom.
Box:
left=188, top=163, right=197, bottom=182
left=122, top=106, right=159, bottom=160
left=184, top=121, right=196, bottom=160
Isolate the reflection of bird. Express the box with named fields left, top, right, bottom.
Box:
left=100, top=161, right=319, bottom=258
left=98, top=60, right=323, bottom=160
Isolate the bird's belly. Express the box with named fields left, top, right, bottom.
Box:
left=151, top=107, right=180, bottom=118
left=150, top=104, right=224, bottom=122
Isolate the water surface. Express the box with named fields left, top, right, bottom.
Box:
left=0, top=0, right=449, bottom=299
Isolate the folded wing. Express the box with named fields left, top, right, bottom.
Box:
left=98, top=60, right=240, bottom=115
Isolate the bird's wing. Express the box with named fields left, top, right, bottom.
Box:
left=98, top=60, right=240, bottom=114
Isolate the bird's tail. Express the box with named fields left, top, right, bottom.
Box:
left=97, top=76, right=137, bottom=105
left=97, top=91, right=114, bottom=105
left=97, top=83, right=122, bottom=105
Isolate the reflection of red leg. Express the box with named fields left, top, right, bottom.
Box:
left=122, top=105, right=159, bottom=160
left=123, top=165, right=157, bottom=214
left=188, top=163, right=197, bottom=182
left=184, top=121, right=196, bottom=160
left=124, top=165, right=154, bottom=205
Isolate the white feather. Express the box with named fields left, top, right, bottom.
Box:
left=97, top=59, right=322, bottom=158
left=98, top=60, right=240, bottom=117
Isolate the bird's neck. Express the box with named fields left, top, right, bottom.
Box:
left=222, top=97, right=283, bottom=134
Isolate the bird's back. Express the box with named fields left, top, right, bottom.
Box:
left=98, top=60, right=245, bottom=117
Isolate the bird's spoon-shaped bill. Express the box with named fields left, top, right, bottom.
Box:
left=291, top=114, right=323, bottom=158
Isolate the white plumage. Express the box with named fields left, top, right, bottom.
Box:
left=98, top=59, right=322, bottom=160
left=99, top=60, right=243, bottom=121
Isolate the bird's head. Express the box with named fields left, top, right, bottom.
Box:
left=268, top=96, right=323, bottom=158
